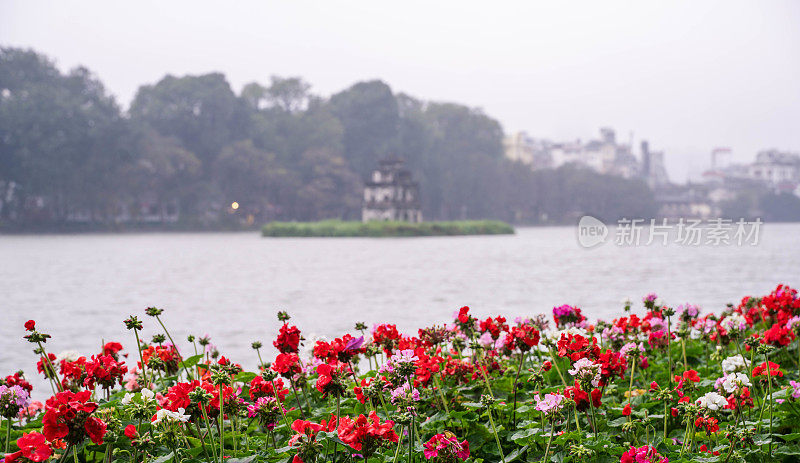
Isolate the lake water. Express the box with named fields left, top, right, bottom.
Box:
left=2, top=224, right=799, bottom=397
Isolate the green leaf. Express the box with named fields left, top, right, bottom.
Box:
left=234, top=371, right=257, bottom=383
left=183, top=354, right=204, bottom=368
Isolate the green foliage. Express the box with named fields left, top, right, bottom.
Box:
left=261, top=220, right=515, bottom=237
left=1, top=47, right=659, bottom=230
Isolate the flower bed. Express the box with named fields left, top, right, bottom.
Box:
left=3, top=286, right=800, bottom=463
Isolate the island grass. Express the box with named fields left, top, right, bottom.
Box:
left=261, top=219, right=515, bottom=237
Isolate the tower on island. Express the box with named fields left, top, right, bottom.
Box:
left=362, top=157, right=422, bottom=222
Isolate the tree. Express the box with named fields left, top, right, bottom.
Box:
left=123, top=127, right=202, bottom=221
left=129, top=73, right=248, bottom=170
left=213, top=140, right=297, bottom=222
left=266, top=76, right=311, bottom=113
left=0, top=48, right=127, bottom=222
left=294, top=148, right=362, bottom=220
left=329, top=80, right=399, bottom=177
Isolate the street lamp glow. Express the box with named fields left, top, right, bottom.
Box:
left=231, top=201, right=239, bottom=210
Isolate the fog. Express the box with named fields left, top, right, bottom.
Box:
left=2, top=0, right=799, bottom=180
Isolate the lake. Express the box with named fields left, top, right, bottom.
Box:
left=2, top=224, right=799, bottom=396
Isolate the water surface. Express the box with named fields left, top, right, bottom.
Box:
left=2, top=225, right=798, bottom=395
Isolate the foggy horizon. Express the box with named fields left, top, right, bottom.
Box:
left=2, top=0, right=799, bottom=182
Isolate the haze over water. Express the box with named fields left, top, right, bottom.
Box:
left=2, top=225, right=799, bottom=396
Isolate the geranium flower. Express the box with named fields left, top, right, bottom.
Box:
left=42, top=390, right=107, bottom=445
left=620, top=444, right=667, bottom=463
left=4, top=431, right=52, bottom=463
left=697, top=391, right=727, bottom=411
left=274, top=324, right=302, bottom=354
left=337, top=411, right=398, bottom=456
left=752, top=361, right=783, bottom=380
left=315, top=362, right=349, bottom=398
left=423, top=431, right=469, bottom=461
left=272, top=353, right=302, bottom=378
left=249, top=376, right=289, bottom=402
left=534, top=393, right=565, bottom=416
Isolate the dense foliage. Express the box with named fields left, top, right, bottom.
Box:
left=0, top=47, right=656, bottom=229
left=261, top=220, right=515, bottom=237
left=4, top=285, right=800, bottom=462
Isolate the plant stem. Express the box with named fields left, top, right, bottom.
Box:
left=218, top=384, right=225, bottom=463
left=155, top=315, right=189, bottom=380
left=542, top=417, right=554, bottom=463
left=133, top=330, right=148, bottom=387
left=512, top=352, right=526, bottom=427
left=765, top=352, right=773, bottom=457
left=194, top=421, right=211, bottom=462
left=201, top=407, right=218, bottom=463
left=487, top=406, right=506, bottom=463
left=548, top=348, right=568, bottom=387
left=4, top=417, right=10, bottom=454
left=289, top=377, right=307, bottom=419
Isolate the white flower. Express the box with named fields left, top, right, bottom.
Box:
left=721, top=314, right=747, bottom=332
left=721, top=355, right=749, bottom=373
left=152, top=407, right=190, bottom=425
left=141, top=388, right=155, bottom=402
left=121, top=393, right=134, bottom=405
left=568, top=358, right=601, bottom=387
left=689, top=328, right=702, bottom=340
left=55, top=350, right=81, bottom=363
left=697, top=392, right=727, bottom=411
left=722, top=373, right=752, bottom=394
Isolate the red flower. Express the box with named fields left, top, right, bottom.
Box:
left=694, top=416, right=720, bottom=434
left=124, top=425, right=137, bottom=440
left=457, top=306, right=470, bottom=324
left=506, top=325, right=540, bottom=352
left=563, top=381, right=601, bottom=411
left=274, top=324, right=302, bottom=354
left=479, top=316, right=508, bottom=340
left=622, top=404, right=632, bottom=416
left=272, top=353, right=302, bottom=378
left=373, top=324, right=401, bottom=355
left=316, top=362, right=350, bottom=397
left=752, top=361, right=783, bottom=379
left=102, top=342, right=124, bottom=358
left=24, top=320, right=36, bottom=331
left=336, top=411, right=398, bottom=456
left=4, top=432, right=52, bottom=463
left=682, top=370, right=701, bottom=383
left=288, top=416, right=337, bottom=447
left=42, top=390, right=106, bottom=445
left=140, top=345, right=181, bottom=375
left=249, top=376, right=289, bottom=402
left=3, top=372, right=33, bottom=393
left=84, top=354, right=128, bottom=390
left=556, top=333, right=600, bottom=361
left=761, top=324, right=795, bottom=347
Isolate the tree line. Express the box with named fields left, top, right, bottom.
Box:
left=0, top=47, right=656, bottom=229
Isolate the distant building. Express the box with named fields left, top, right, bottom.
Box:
left=748, top=149, right=800, bottom=193
left=510, top=128, right=641, bottom=179
left=655, top=184, right=717, bottom=220
left=362, top=158, right=422, bottom=223
left=640, top=141, right=670, bottom=188
left=502, top=131, right=553, bottom=170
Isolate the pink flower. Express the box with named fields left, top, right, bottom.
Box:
left=423, top=432, right=469, bottom=460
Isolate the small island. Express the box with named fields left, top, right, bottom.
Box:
left=261, top=219, right=515, bottom=237
left=263, top=159, right=513, bottom=237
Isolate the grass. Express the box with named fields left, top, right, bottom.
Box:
left=261, top=219, right=515, bottom=237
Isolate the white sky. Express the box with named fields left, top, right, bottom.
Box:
left=2, top=0, right=799, bottom=181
